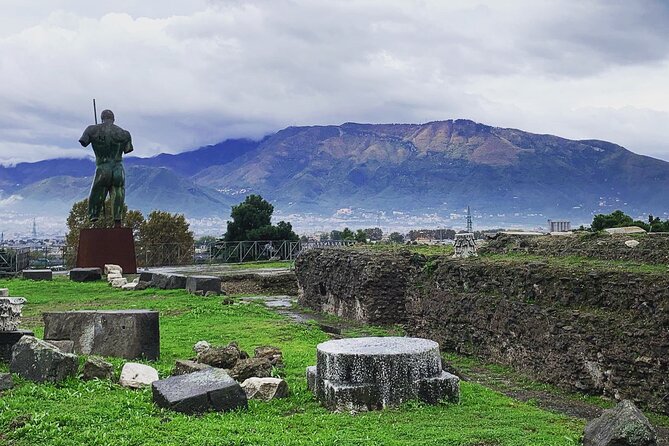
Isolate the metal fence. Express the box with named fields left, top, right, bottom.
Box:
left=12, top=239, right=357, bottom=270
left=0, top=247, right=31, bottom=273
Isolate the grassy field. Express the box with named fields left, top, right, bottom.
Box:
left=0, top=278, right=583, bottom=446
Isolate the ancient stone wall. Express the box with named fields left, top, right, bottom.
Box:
left=221, top=272, right=298, bottom=296
left=295, top=248, right=669, bottom=413
left=481, top=232, right=669, bottom=264
left=295, top=249, right=419, bottom=324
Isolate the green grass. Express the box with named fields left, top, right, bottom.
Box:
left=350, top=243, right=455, bottom=256
left=0, top=278, right=583, bottom=446
left=478, top=252, right=669, bottom=274
left=228, top=261, right=293, bottom=270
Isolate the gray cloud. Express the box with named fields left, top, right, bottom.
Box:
left=0, top=0, right=668, bottom=165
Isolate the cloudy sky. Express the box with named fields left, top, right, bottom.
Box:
left=1, top=0, right=668, bottom=165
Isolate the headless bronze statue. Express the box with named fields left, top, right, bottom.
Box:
left=78, top=110, right=133, bottom=226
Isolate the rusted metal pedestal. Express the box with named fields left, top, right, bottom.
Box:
left=77, top=228, right=137, bottom=274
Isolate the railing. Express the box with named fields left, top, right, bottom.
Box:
left=11, top=239, right=359, bottom=270
left=0, top=247, right=31, bottom=273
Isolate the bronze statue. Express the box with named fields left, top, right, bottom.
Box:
left=78, top=110, right=133, bottom=226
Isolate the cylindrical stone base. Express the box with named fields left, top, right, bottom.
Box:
left=307, top=337, right=459, bottom=411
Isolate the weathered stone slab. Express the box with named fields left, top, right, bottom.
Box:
left=104, top=264, right=123, bottom=275
left=230, top=357, right=272, bottom=382
left=241, top=377, right=288, bottom=401
left=110, top=277, right=128, bottom=288
left=43, top=310, right=159, bottom=360
left=0, top=288, right=8, bottom=297
left=138, top=271, right=154, bottom=283
left=583, top=400, right=657, bottom=446
left=0, top=330, right=34, bottom=362
left=152, top=368, right=248, bottom=414
left=10, top=336, right=78, bottom=383
left=0, top=372, right=13, bottom=391
left=186, top=275, right=221, bottom=295
left=308, top=337, right=460, bottom=411
left=82, top=356, right=114, bottom=380
left=22, top=269, right=52, bottom=281
left=173, top=359, right=212, bottom=376
left=69, top=268, right=102, bottom=282
left=153, top=273, right=187, bottom=290
left=45, top=340, right=75, bottom=354
left=121, top=282, right=138, bottom=290
left=197, top=344, right=240, bottom=369
left=119, top=362, right=158, bottom=388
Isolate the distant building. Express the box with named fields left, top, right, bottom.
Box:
left=548, top=220, right=571, bottom=232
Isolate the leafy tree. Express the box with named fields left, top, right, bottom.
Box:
left=138, top=211, right=194, bottom=266
left=64, top=198, right=144, bottom=267
left=355, top=229, right=368, bottom=243
left=224, top=195, right=298, bottom=241
left=591, top=210, right=636, bottom=231
left=389, top=232, right=405, bottom=243
left=363, top=227, right=383, bottom=241
left=341, top=228, right=355, bottom=240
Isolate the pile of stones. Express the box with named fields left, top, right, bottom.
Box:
left=151, top=340, right=288, bottom=414
left=135, top=271, right=223, bottom=296
left=105, top=264, right=139, bottom=290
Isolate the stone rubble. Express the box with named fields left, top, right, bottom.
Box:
left=583, top=400, right=657, bottom=446
left=241, top=377, right=288, bottom=401
left=10, top=336, right=78, bottom=383
left=119, top=362, right=159, bottom=388
left=82, top=356, right=114, bottom=381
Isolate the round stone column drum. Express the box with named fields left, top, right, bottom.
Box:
left=306, top=337, right=459, bottom=411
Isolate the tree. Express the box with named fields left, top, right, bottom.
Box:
left=64, top=198, right=144, bottom=267
left=363, top=227, right=383, bottom=241
left=355, top=229, right=368, bottom=243
left=224, top=195, right=298, bottom=241
left=389, top=232, right=405, bottom=243
left=591, top=210, right=636, bottom=231
left=138, top=211, right=194, bottom=266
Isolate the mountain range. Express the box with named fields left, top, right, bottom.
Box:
left=1, top=119, right=668, bottom=230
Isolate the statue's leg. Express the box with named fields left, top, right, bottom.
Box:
left=88, top=167, right=108, bottom=222
left=111, top=163, right=126, bottom=226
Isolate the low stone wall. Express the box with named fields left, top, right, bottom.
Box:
left=221, top=272, right=298, bottom=296
left=295, top=249, right=419, bottom=324
left=295, top=248, right=669, bottom=413
left=481, top=232, right=669, bottom=264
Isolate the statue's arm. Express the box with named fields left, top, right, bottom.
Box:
left=78, top=125, right=94, bottom=147
left=124, top=132, right=134, bottom=154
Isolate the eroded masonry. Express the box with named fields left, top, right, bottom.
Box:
left=295, top=236, right=669, bottom=414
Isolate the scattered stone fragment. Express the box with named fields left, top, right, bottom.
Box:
left=121, top=282, right=138, bottom=290
left=134, top=281, right=152, bottom=291
left=104, top=264, right=123, bottom=275
left=229, top=357, right=272, bottom=382
left=583, top=400, right=657, bottom=446
left=241, top=377, right=288, bottom=401
left=254, top=346, right=284, bottom=367
left=625, top=240, right=640, bottom=248
left=186, top=275, right=222, bottom=296
left=306, top=366, right=317, bottom=391
left=119, top=362, right=159, bottom=388
left=173, top=359, right=212, bottom=376
left=193, top=340, right=211, bottom=354
left=152, top=273, right=187, bottom=290
left=45, top=340, right=75, bottom=354
left=204, top=291, right=220, bottom=297
left=152, top=368, right=247, bottom=415
left=82, top=356, right=114, bottom=380
left=22, top=269, right=52, bottom=281
left=138, top=271, right=154, bottom=283
left=110, top=278, right=128, bottom=288
left=69, top=268, right=102, bottom=282
left=0, top=288, right=9, bottom=297
left=9, top=336, right=78, bottom=383
left=107, top=272, right=123, bottom=281
left=132, top=277, right=139, bottom=283
left=197, top=344, right=240, bottom=369
left=0, top=372, right=13, bottom=391
left=221, top=297, right=234, bottom=305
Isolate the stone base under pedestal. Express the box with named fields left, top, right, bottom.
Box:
left=0, top=330, right=34, bottom=362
